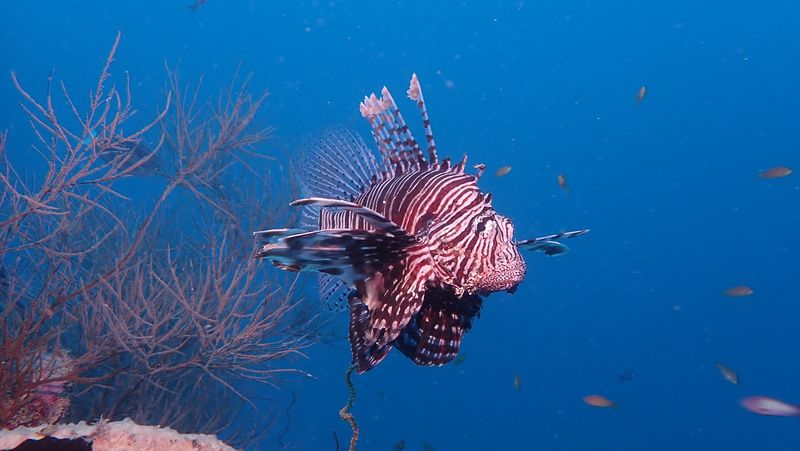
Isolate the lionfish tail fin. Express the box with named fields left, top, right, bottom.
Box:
left=517, top=229, right=590, bottom=257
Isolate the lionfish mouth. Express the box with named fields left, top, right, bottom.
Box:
left=477, top=263, right=527, bottom=294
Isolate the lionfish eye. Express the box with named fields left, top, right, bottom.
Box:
left=476, top=222, right=486, bottom=232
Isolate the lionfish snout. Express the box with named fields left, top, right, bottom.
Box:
left=476, top=254, right=527, bottom=294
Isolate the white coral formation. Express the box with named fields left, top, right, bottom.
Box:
left=0, top=418, right=237, bottom=451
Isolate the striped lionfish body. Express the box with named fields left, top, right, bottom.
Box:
left=255, top=74, right=589, bottom=373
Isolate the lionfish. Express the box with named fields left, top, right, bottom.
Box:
left=255, top=74, right=588, bottom=373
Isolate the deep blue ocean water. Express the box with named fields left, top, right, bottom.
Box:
left=2, top=1, right=799, bottom=450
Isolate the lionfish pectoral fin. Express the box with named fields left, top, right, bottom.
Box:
left=290, top=197, right=411, bottom=237
left=517, top=229, right=590, bottom=256
left=359, top=259, right=428, bottom=348
left=254, top=228, right=411, bottom=286
left=393, top=290, right=483, bottom=366
left=348, top=293, right=392, bottom=374
left=522, top=240, right=570, bottom=257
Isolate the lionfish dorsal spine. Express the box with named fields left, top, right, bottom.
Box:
left=360, top=89, right=426, bottom=176
left=407, top=73, right=438, bottom=166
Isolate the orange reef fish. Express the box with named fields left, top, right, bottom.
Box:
left=635, top=85, right=647, bottom=104
left=724, top=286, right=753, bottom=297
left=759, top=166, right=793, bottom=179
left=741, top=396, right=800, bottom=417
left=583, top=394, right=616, bottom=408
left=495, top=165, right=512, bottom=177
left=716, top=363, right=739, bottom=385
left=254, top=74, right=590, bottom=373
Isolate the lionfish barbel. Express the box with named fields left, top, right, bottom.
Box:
left=255, top=74, right=588, bottom=373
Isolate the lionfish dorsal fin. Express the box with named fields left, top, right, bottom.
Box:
left=292, top=128, right=381, bottom=226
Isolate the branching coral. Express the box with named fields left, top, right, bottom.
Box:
left=0, top=32, right=321, bottom=445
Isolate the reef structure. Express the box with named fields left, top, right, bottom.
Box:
left=0, top=418, right=236, bottom=451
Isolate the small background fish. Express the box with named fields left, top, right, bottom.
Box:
left=759, top=166, right=793, bottom=179
left=495, top=165, right=512, bottom=177
left=635, top=85, right=647, bottom=104
left=716, top=363, right=739, bottom=385
left=724, top=286, right=753, bottom=297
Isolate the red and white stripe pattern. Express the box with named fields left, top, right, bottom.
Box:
left=257, top=75, right=534, bottom=373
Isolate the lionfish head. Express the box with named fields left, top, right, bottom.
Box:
left=456, top=210, right=527, bottom=295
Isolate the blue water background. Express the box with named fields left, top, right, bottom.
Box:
left=2, top=1, right=800, bottom=450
